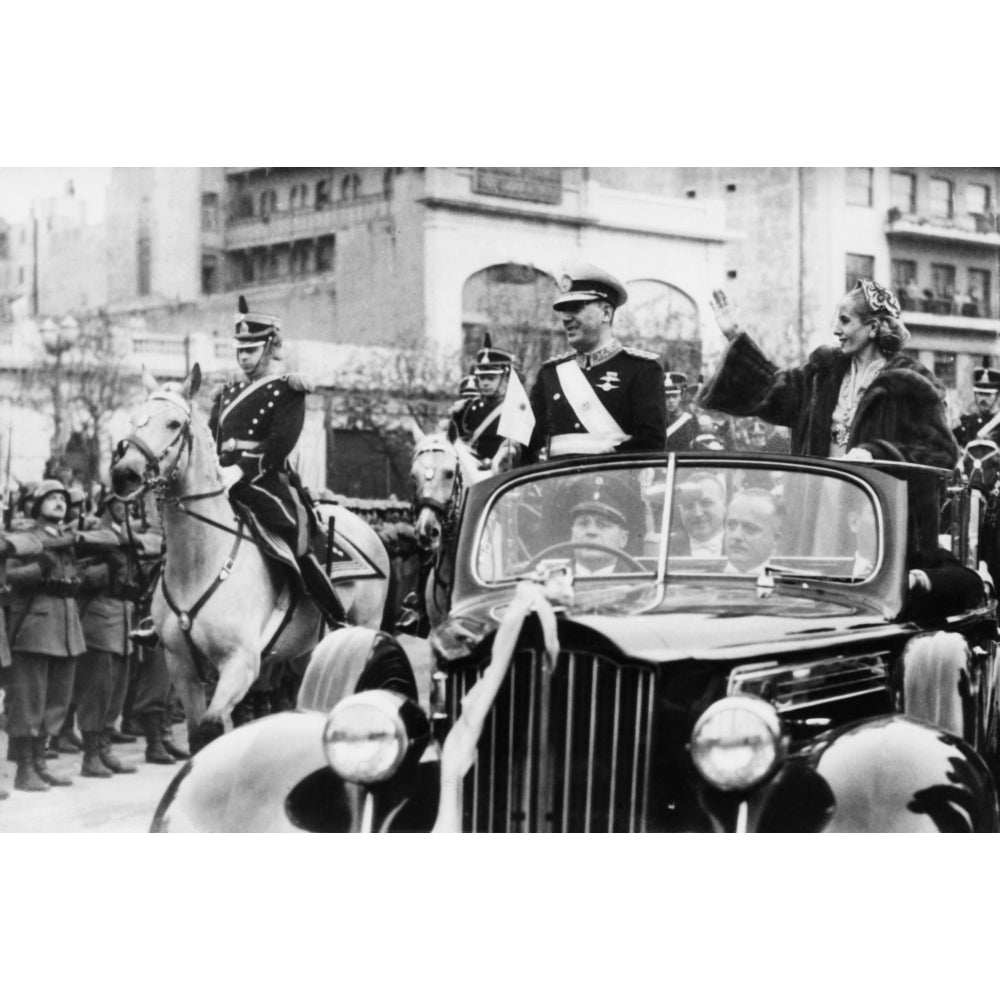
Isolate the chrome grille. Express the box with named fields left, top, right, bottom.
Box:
left=449, top=650, right=656, bottom=832
left=727, top=652, right=891, bottom=713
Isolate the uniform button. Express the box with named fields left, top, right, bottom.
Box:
left=574, top=422, right=581, bottom=429
left=553, top=393, right=561, bottom=400
left=268, top=402, right=274, bottom=408
left=252, top=418, right=258, bottom=424
left=259, top=408, right=265, bottom=414
left=248, top=429, right=255, bottom=436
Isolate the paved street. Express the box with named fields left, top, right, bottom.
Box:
left=0, top=726, right=186, bottom=833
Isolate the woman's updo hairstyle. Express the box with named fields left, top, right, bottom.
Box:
left=848, top=278, right=911, bottom=356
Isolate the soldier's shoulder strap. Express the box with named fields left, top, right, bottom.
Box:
left=541, top=350, right=576, bottom=368
left=621, top=346, right=661, bottom=361
left=284, top=373, right=314, bottom=393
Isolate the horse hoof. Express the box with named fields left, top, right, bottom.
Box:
left=189, top=718, right=225, bottom=755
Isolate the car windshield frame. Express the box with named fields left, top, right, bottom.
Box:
left=466, top=453, right=893, bottom=593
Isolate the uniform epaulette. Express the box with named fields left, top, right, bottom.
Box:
left=284, top=373, right=314, bottom=392
left=542, top=350, right=576, bottom=367
left=622, top=346, right=661, bottom=361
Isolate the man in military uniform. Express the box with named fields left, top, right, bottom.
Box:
left=4, top=480, right=117, bottom=791
left=954, top=366, right=1000, bottom=446
left=210, top=296, right=344, bottom=625
left=664, top=372, right=696, bottom=451
left=450, top=337, right=516, bottom=465
left=518, top=262, right=666, bottom=464
left=74, top=495, right=162, bottom=777
left=563, top=473, right=646, bottom=576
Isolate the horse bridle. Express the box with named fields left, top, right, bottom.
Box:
left=412, top=442, right=460, bottom=523
left=115, top=390, right=194, bottom=501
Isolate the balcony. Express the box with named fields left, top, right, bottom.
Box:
left=224, top=195, right=391, bottom=250
left=885, top=207, right=1000, bottom=248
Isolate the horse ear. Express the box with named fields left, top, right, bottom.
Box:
left=411, top=423, right=426, bottom=444
left=181, top=363, right=202, bottom=399
left=140, top=366, right=159, bottom=394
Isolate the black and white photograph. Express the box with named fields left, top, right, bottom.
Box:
left=2, top=163, right=1000, bottom=835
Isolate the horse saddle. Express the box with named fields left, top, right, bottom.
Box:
left=231, top=497, right=385, bottom=586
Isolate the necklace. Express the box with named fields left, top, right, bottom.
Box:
left=832, top=357, right=886, bottom=447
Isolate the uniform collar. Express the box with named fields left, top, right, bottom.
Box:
left=575, top=338, right=622, bottom=370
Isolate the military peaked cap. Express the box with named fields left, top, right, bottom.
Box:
left=233, top=294, right=281, bottom=347
left=553, top=261, right=628, bottom=311
left=973, top=367, right=1000, bottom=393
left=664, top=372, right=689, bottom=394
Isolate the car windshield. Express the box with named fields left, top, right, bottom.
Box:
left=475, top=461, right=882, bottom=584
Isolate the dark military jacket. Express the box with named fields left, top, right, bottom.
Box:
left=6, top=519, right=117, bottom=658
left=525, top=340, right=667, bottom=462
left=954, top=408, right=1000, bottom=448
left=455, top=395, right=505, bottom=462
left=208, top=372, right=309, bottom=480
left=665, top=409, right=697, bottom=451
left=0, top=530, right=43, bottom=668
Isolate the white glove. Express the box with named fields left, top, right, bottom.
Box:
left=219, top=466, right=243, bottom=492
left=844, top=447, right=874, bottom=462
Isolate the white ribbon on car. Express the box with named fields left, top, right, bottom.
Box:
left=433, top=574, right=570, bottom=832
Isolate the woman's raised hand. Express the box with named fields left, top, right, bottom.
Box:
left=710, top=289, right=741, bottom=341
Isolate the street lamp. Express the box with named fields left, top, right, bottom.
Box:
left=39, top=313, right=80, bottom=468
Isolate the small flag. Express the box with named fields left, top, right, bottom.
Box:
left=497, top=369, right=536, bottom=447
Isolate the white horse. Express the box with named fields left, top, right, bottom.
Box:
left=409, top=431, right=489, bottom=627
left=110, top=365, right=390, bottom=752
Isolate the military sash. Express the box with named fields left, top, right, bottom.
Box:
left=469, top=404, right=502, bottom=446
left=667, top=412, right=693, bottom=437
left=976, top=411, right=1000, bottom=440
left=550, top=359, right=630, bottom=456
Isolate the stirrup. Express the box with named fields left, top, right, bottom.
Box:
left=130, top=617, right=160, bottom=649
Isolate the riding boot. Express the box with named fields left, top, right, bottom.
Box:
left=297, top=552, right=348, bottom=628
left=98, top=733, right=136, bottom=774
left=143, top=713, right=175, bottom=765
left=159, top=716, right=190, bottom=760
left=105, top=726, right=137, bottom=745
left=54, top=730, right=83, bottom=754
left=13, top=737, right=49, bottom=792
left=81, top=732, right=114, bottom=778
left=32, top=737, right=72, bottom=786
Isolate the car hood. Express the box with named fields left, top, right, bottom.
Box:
left=434, top=579, right=898, bottom=665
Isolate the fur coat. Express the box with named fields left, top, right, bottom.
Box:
left=698, top=332, right=959, bottom=469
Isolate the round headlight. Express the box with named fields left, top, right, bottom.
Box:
left=323, top=691, right=409, bottom=784
left=690, top=696, right=783, bottom=792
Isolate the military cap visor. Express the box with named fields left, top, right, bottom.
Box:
left=570, top=499, right=629, bottom=528
left=973, top=367, right=1000, bottom=391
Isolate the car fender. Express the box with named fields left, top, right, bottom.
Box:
left=151, top=712, right=356, bottom=832
left=807, top=715, right=1000, bottom=832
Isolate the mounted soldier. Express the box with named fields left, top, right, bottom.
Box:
left=664, top=371, right=696, bottom=451
left=209, top=295, right=344, bottom=625
left=449, top=336, right=516, bottom=466
left=954, top=366, right=1000, bottom=447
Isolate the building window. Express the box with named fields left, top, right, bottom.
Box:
left=341, top=173, right=361, bottom=201
left=240, top=252, right=253, bottom=284
left=931, top=263, right=956, bottom=299
left=259, top=189, right=277, bottom=221
left=383, top=168, right=395, bottom=199
left=966, top=183, right=990, bottom=216
left=726, top=183, right=737, bottom=193
left=845, top=253, right=874, bottom=291
left=201, top=254, right=218, bottom=295
left=18, top=266, right=24, bottom=284
left=934, top=352, right=957, bottom=388
left=316, top=179, right=331, bottom=208
left=0, top=231, right=8, bottom=259
left=968, top=268, right=991, bottom=318
left=891, top=258, right=918, bottom=308
left=316, top=235, right=335, bottom=272
left=289, top=186, right=299, bottom=211
left=201, top=192, right=219, bottom=230
left=889, top=171, right=916, bottom=214
left=137, top=217, right=151, bottom=296
left=929, top=177, right=953, bottom=219
left=846, top=167, right=873, bottom=207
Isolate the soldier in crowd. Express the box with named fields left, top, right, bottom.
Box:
left=499, top=263, right=666, bottom=467
left=4, top=479, right=117, bottom=791
left=450, top=336, right=516, bottom=465
left=953, top=366, right=1000, bottom=447
left=210, top=295, right=344, bottom=626
left=0, top=506, right=44, bottom=801
left=74, top=495, right=161, bottom=777
left=664, top=372, right=696, bottom=451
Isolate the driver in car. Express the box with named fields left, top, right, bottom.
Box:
left=564, top=475, right=644, bottom=576
left=723, top=488, right=783, bottom=575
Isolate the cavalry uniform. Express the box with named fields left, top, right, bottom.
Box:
left=452, top=342, right=516, bottom=463
left=954, top=367, right=1000, bottom=447
left=209, top=371, right=311, bottom=554
left=526, top=340, right=667, bottom=461
left=664, top=371, right=697, bottom=451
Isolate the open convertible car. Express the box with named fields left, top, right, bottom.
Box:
left=151, top=452, right=1000, bottom=832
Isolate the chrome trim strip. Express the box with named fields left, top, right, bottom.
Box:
left=608, top=667, right=623, bottom=832
left=641, top=671, right=656, bottom=833
left=506, top=663, right=516, bottom=833
left=562, top=652, right=576, bottom=832
left=584, top=661, right=599, bottom=833
left=523, top=651, right=537, bottom=832
left=629, top=673, right=644, bottom=833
